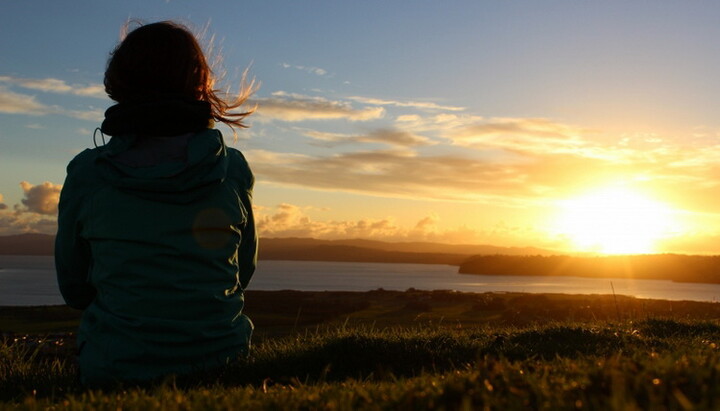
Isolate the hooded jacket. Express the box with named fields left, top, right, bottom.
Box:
left=55, top=101, right=257, bottom=384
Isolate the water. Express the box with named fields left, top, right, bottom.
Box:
left=2, top=255, right=720, bottom=306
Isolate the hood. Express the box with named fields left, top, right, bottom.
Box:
left=95, top=129, right=229, bottom=204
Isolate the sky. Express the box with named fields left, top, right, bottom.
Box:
left=3, top=1, right=720, bottom=254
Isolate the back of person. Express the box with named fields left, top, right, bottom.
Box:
left=55, top=21, right=258, bottom=385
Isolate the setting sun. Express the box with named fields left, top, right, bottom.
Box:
left=553, top=187, right=678, bottom=254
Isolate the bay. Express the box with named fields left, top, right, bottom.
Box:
left=2, top=255, right=720, bottom=306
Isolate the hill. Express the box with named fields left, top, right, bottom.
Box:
left=0, top=233, right=54, bottom=255
left=4, top=290, right=720, bottom=409
left=459, top=253, right=720, bottom=283
left=0, top=234, right=557, bottom=264
left=258, top=237, right=556, bottom=264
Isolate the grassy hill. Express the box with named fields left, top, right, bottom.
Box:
left=3, top=290, right=720, bottom=409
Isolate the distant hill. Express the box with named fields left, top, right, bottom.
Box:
left=0, top=233, right=54, bottom=255
left=258, top=242, right=468, bottom=265
left=0, top=234, right=557, bottom=264
left=459, top=254, right=720, bottom=284
left=260, top=238, right=558, bottom=256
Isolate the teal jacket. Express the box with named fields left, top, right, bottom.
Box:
left=55, top=128, right=257, bottom=384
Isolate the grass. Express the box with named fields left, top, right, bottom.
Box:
left=3, top=290, right=720, bottom=409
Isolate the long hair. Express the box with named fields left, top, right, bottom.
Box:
left=104, top=21, right=256, bottom=133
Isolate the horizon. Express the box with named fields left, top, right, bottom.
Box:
left=4, top=2, right=720, bottom=255
left=5, top=232, right=720, bottom=257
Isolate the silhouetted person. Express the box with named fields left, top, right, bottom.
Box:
left=55, top=21, right=257, bottom=385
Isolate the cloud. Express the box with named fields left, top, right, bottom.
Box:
left=395, top=112, right=485, bottom=133
left=0, top=210, right=57, bottom=235
left=348, top=96, right=466, bottom=112
left=442, top=117, right=600, bottom=158
left=19, top=181, right=62, bottom=215
left=253, top=92, right=385, bottom=122
left=62, top=107, right=104, bottom=122
left=0, top=86, right=104, bottom=121
left=0, top=86, right=49, bottom=114
left=246, top=137, right=702, bottom=211
left=396, top=113, right=631, bottom=161
left=302, top=128, right=433, bottom=147
left=281, top=63, right=328, bottom=76
left=0, top=75, right=107, bottom=99
left=254, top=203, right=564, bottom=247
left=414, top=213, right=439, bottom=232
left=247, top=148, right=578, bottom=205
left=394, top=114, right=591, bottom=154
left=0, top=182, right=62, bottom=235
left=256, top=203, right=437, bottom=241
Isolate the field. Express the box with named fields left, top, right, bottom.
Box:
left=3, top=289, right=720, bottom=409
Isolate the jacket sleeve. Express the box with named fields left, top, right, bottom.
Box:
left=55, top=154, right=96, bottom=309
left=233, top=151, right=257, bottom=290
left=238, top=187, right=257, bottom=289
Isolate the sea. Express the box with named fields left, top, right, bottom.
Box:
left=2, top=255, right=720, bottom=306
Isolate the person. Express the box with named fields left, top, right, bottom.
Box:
left=55, top=21, right=258, bottom=385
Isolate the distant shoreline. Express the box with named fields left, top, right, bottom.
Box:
left=4, top=234, right=720, bottom=284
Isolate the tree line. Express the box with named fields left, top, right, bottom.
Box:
left=458, top=254, right=720, bottom=283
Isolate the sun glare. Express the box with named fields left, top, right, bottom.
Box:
left=552, top=187, right=677, bottom=255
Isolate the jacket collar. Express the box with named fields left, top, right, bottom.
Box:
left=101, top=99, right=212, bottom=137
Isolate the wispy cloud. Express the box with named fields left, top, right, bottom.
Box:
left=0, top=75, right=107, bottom=99
left=0, top=86, right=103, bottom=121
left=281, top=63, right=328, bottom=76
left=348, top=96, right=466, bottom=112
left=0, top=87, right=49, bottom=115
left=253, top=92, right=385, bottom=122
left=245, top=134, right=720, bottom=215
left=448, top=117, right=591, bottom=155
left=62, top=107, right=104, bottom=122
left=395, top=112, right=484, bottom=133
left=246, top=148, right=553, bottom=205
left=302, top=128, right=433, bottom=147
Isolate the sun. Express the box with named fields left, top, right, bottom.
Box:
left=552, top=186, right=677, bottom=255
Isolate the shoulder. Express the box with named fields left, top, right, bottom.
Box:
left=67, top=148, right=98, bottom=171
left=226, top=147, right=254, bottom=189
left=63, top=148, right=104, bottom=190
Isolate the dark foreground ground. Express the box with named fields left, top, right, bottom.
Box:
left=3, top=290, right=720, bottom=409
left=3, top=289, right=719, bottom=340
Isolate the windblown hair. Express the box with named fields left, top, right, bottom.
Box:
left=104, top=21, right=256, bottom=132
